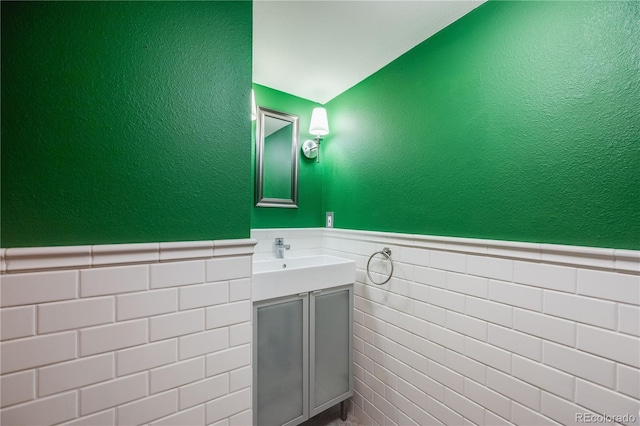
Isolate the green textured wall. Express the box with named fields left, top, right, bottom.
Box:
left=1, top=1, right=252, bottom=247
left=252, top=84, right=324, bottom=229
left=324, top=1, right=640, bottom=249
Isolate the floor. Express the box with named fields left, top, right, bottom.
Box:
left=300, top=402, right=361, bottom=426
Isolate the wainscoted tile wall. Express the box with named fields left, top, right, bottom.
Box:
left=2, top=230, right=639, bottom=426
left=252, top=228, right=640, bottom=425
left=0, top=239, right=255, bottom=426
left=319, top=229, right=640, bottom=426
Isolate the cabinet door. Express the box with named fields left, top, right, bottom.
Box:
left=310, top=285, right=353, bottom=416
left=254, top=294, right=309, bottom=426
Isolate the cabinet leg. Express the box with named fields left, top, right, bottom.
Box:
left=340, top=400, right=348, bottom=421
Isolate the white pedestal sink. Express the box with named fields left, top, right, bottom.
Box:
left=252, top=255, right=356, bottom=301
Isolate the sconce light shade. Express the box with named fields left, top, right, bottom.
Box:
left=309, top=107, right=329, bottom=136
left=303, top=107, right=329, bottom=163
left=251, top=89, right=257, bottom=121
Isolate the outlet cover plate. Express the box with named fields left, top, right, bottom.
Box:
left=326, top=212, right=334, bottom=228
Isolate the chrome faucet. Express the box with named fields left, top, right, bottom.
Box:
left=274, top=237, right=290, bottom=259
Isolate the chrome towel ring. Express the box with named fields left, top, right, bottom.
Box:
left=366, top=247, right=394, bottom=285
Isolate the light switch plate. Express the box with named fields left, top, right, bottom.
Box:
left=326, top=212, right=334, bottom=228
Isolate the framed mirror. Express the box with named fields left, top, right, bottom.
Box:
left=255, top=106, right=299, bottom=208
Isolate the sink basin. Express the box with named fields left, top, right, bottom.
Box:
left=252, top=255, right=356, bottom=301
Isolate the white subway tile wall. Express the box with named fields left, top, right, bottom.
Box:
left=2, top=230, right=638, bottom=425
left=0, top=239, right=254, bottom=426
left=321, top=228, right=640, bottom=426
left=250, top=228, right=324, bottom=260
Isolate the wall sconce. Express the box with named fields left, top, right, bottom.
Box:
left=302, top=107, right=329, bottom=163
left=251, top=89, right=257, bottom=121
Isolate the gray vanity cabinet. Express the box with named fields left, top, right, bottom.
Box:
left=254, top=284, right=353, bottom=426
left=254, top=293, right=309, bottom=426
left=310, top=285, right=353, bottom=416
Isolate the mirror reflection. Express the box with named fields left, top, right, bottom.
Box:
left=263, top=116, right=293, bottom=199
left=255, top=106, right=299, bottom=208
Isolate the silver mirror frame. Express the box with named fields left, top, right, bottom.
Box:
left=255, top=106, right=299, bottom=208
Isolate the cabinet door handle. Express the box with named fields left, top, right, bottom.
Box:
left=312, top=290, right=322, bottom=295
left=298, top=293, right=307, bottom=298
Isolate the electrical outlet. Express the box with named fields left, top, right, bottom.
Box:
left=326, top=212, right=334, bottom=228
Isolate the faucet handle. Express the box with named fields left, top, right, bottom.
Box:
left=275, top=237, right=284, bottom=245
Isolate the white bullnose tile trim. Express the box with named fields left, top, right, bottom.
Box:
left=616, top=250, right=640, bottom=274
left=2, top=240, right=257, bottom=273
left=4, top=246, right=92, bottom=273
left=322, top=229, right=637, bottom=274
left=213, top=239, right=257, bottom=257
left=159, top=241, right=214, bottom=262
left=487, top=240, right=542, bottom=261
left=445, top=238, right=489, bottom=255
left=541, top=244, right=615, bottom=270
left=92, top=243, right=160, bottom=267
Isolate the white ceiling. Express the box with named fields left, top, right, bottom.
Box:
left=253, top=0, right=486, bottom=104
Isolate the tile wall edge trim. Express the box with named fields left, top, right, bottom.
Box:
left=1, top=239, right=258, bottom=274
left=325, top=228, right=639, bottom=274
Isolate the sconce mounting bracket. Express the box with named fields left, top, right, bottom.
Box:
left=302, top=139, right=319, bottom=159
